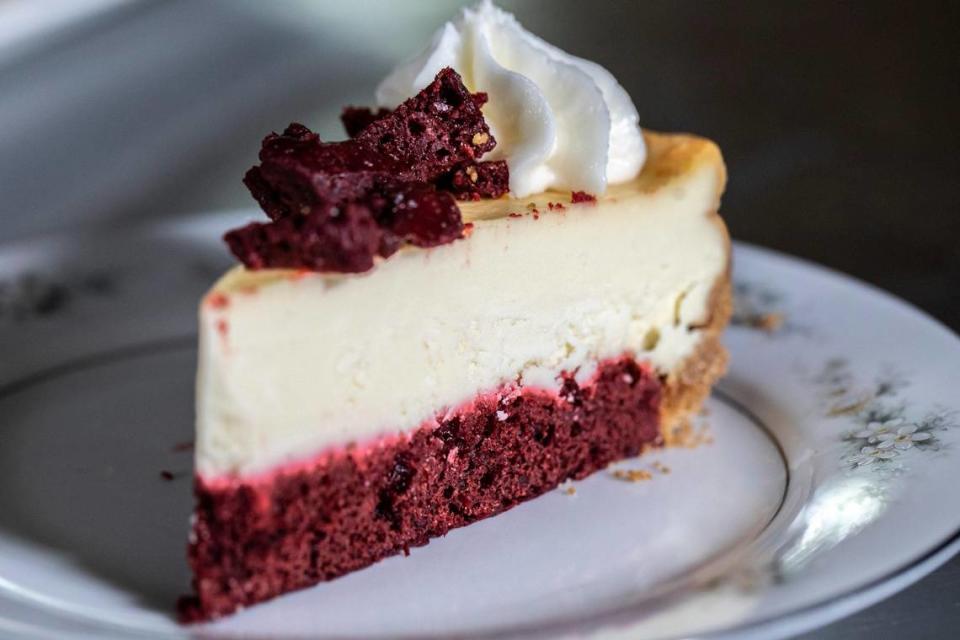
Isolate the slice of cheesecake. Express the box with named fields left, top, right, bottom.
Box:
left=181, top=130, right=730, bottom=621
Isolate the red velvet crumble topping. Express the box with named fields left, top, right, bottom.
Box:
left=341, top=88, right=508, bottom=202
left=226, top=68, right=509, bottom=273
left=439, top=159, right=510, bottom=201
left=340, top=106, right=390, bottom=138
left=571, top=190, right=597, bottom=204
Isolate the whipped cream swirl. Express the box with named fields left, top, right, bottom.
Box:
left=376, top=0, right=645, bottom=197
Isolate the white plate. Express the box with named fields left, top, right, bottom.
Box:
left=0, top=212, right=958, bottom=640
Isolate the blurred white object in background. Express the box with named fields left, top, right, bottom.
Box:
left=0, top=0, right=463, bottom=243
left=0, top=0, right=126, bottom=62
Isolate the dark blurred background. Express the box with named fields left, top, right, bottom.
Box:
left=0, top=1, right=956, bottom=636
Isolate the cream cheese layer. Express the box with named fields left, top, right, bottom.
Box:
left=196, top=136, right=727, bottom=479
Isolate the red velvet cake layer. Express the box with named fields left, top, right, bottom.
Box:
left=179, top=355, right=663, bottom=622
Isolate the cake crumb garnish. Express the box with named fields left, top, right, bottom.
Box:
left=172, top=440, right=195, bottom=453
left=663, top=418, right=714, bottom=449
left=571, top=190, right=597, bottom=204
left=752, top=312, right=785, bottom=333
left=227, top=68, right=507, bottom=273
left=289, top=269, right=312, bottom=281
left=652, top=461, right=671, bottom=475
left=207, top=293, right=230, bottom=309
left=562, top=485, right=577, bottom=496
left=611, top=468, right=653, bottom=482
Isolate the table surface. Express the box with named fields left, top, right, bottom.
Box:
left=0, top=1, right=956, bottom=637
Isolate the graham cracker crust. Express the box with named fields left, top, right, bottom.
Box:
left=659, top=267, right=733, bottom=447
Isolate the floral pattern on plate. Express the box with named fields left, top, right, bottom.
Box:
left=812, top=358, right=957, bottom=474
